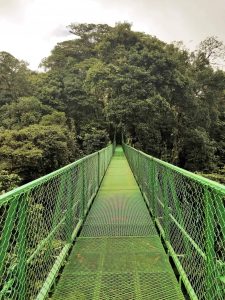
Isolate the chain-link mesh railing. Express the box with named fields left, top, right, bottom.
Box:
left=0, top=144, right=113, bottom=300
left=123, top=143, right=225, bottom=300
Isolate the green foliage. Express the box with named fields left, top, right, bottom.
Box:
left=180, top=128, right=217, bottom=171
left=0, top=96, right=52, bottom=129
left=0, top=170, right=21, bottom=194
left=200, top=172, right=225, bottom=185
left=0, top=51, right=32, bottom=105
left=197, top=36, right=225, bottom=67
left=30, top=72, right=65, bottom=110
left=0, top=124, right=77, bottom=182
left=68, top=23, right=111, bottom=42
left=80, top=126, right=110, bottom=154
left=0, top=24, right=225, bottom=190
left=132, top=96, right=177, bottom=160
left=40, top=111, right=67, bottom=126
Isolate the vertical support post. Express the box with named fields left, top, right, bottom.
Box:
left=139, top=152, right=143, bottom=190
left=113, top=131, right=116, bottom=152
left=106, top=147, right=108, bottom=170
left=205, top=188, right=215, bottom=300
left=137, top=150, right=140, bottom=184
left=51, top=175, right=66, bottom=231
left=65, top=170, right=74, bottom=243
left=81, top=160, right=85, bottom=219
left=45, top=174, right=67, bottom=260
left=17, top=193, right=27, bottom=300
left=104, top=148, right=107, bottom=173
left=97, top=151, right=100, bottom=187
left=102, top=151, right=105, bottom=176
left=149, top=159, right=156, bottom=218
left=215, top=195, right=225, bottom=298
left=0, top=198, right=18, bottom=277
left=168, top=171, right=190, bottom=256
left=163, top=170, right=170, bottom=242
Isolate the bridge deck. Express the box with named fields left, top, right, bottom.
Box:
left=51, top=147, right=185, bottom=300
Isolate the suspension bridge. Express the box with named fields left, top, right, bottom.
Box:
left=0, top=144, right=224, bottom=299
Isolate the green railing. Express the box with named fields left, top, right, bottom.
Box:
left=0, top=144, right=113, bottom=300
left=123, top=143, right=225, bottom=300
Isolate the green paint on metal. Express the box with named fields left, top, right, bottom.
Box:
left=0, top=143, right=224, bottom=300
left=51, top=146, right=184, bottom=300
left=17, top=193, right=28, bottom=300
left=123, top=143, right=225, bottom=300
left=65, top=170, right=75, bottom=243
left=0, top=198, right=18, bottom=276
left=167, top=170, right=191, bottom=257
left=0, top=144, right=113, bottom=300
left=0, top=152, right=98, bottom=204
left=149, top=159, right=156, bottom=218
left=204, top=189, right=215, bottom=300
left=162, top=171, right=170, bottom=242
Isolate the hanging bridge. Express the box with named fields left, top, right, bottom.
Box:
left=0, top=144, right=224, bottom=300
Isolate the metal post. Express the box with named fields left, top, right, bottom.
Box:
left=65, top=170, right=74, bottom=243
left=51, top=175, right=66, bottom=234
left=0, top=199, right=18, bottom=276
left=17, top=193, right=27, bottom=300
left=81, top=161, right=85, bottom=219
left=137, top=150, right=140, bottom=184
left=44, top=174, right=67, bottom=262
left=150, top=159, right=156, bottom=218
left=97, top=151, right=100, bottom=187
left=168, top=171, right=190, bottom=256
left=163, top=171, right=170, bottom=242
left=104, top=149, right=107, bottom=173
left=205, top=188, right=215, bottom=300
left=215, top=194, right=225, bottom=298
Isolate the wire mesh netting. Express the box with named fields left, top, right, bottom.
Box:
left=123, top=143, right=225, bottom=300
left=51, top=146, right=185, bottom=300
left=0, top=144, right=113, bottom=300
left=51, top=237, right=185, bottom=300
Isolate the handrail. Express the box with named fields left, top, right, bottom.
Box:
left=126, top=144, right=225, bottom=194
left=123, top=143, right=225, bottom=300
left=0, top=152, right=97, bottom=204
left=0, top=144, right=114, bottom=300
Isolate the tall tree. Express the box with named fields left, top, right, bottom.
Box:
left=0, top=52, right=32, bottom=105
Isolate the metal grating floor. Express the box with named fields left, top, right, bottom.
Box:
left=51, top=147, right=185, bottom=300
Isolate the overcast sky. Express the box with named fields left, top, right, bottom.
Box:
left=0, top=0, right=225, bottom=70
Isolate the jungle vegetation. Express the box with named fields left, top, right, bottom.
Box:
left=0, top=22, right=225, bottom=192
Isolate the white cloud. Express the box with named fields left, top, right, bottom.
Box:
left=0, top=0, right=224, bottom=70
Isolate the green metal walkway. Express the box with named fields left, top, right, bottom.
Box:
left=1, top=144, right=224, bottom=299
left=51, top=147, right=184, bottom=300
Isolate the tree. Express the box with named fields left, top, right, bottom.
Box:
left=180, top=128, right=216, bottom=171
left=0, top=96, right=52, bottom=129
left=0, top=52, right=32, bottom=105
left=192, top=36, right=225, bottom=71
left=0, top=124, right=78, bottom=182
left=80, top=125, right=110, bottom=154
left=0, top=170, right=21, bottom=194
left=1, top=23, right=224, bottom=188
left=198, top=36, right=225, bottom=66
left=68, top=23, right=111, bottom=42
left=41, top=23, right=225, bottom=173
